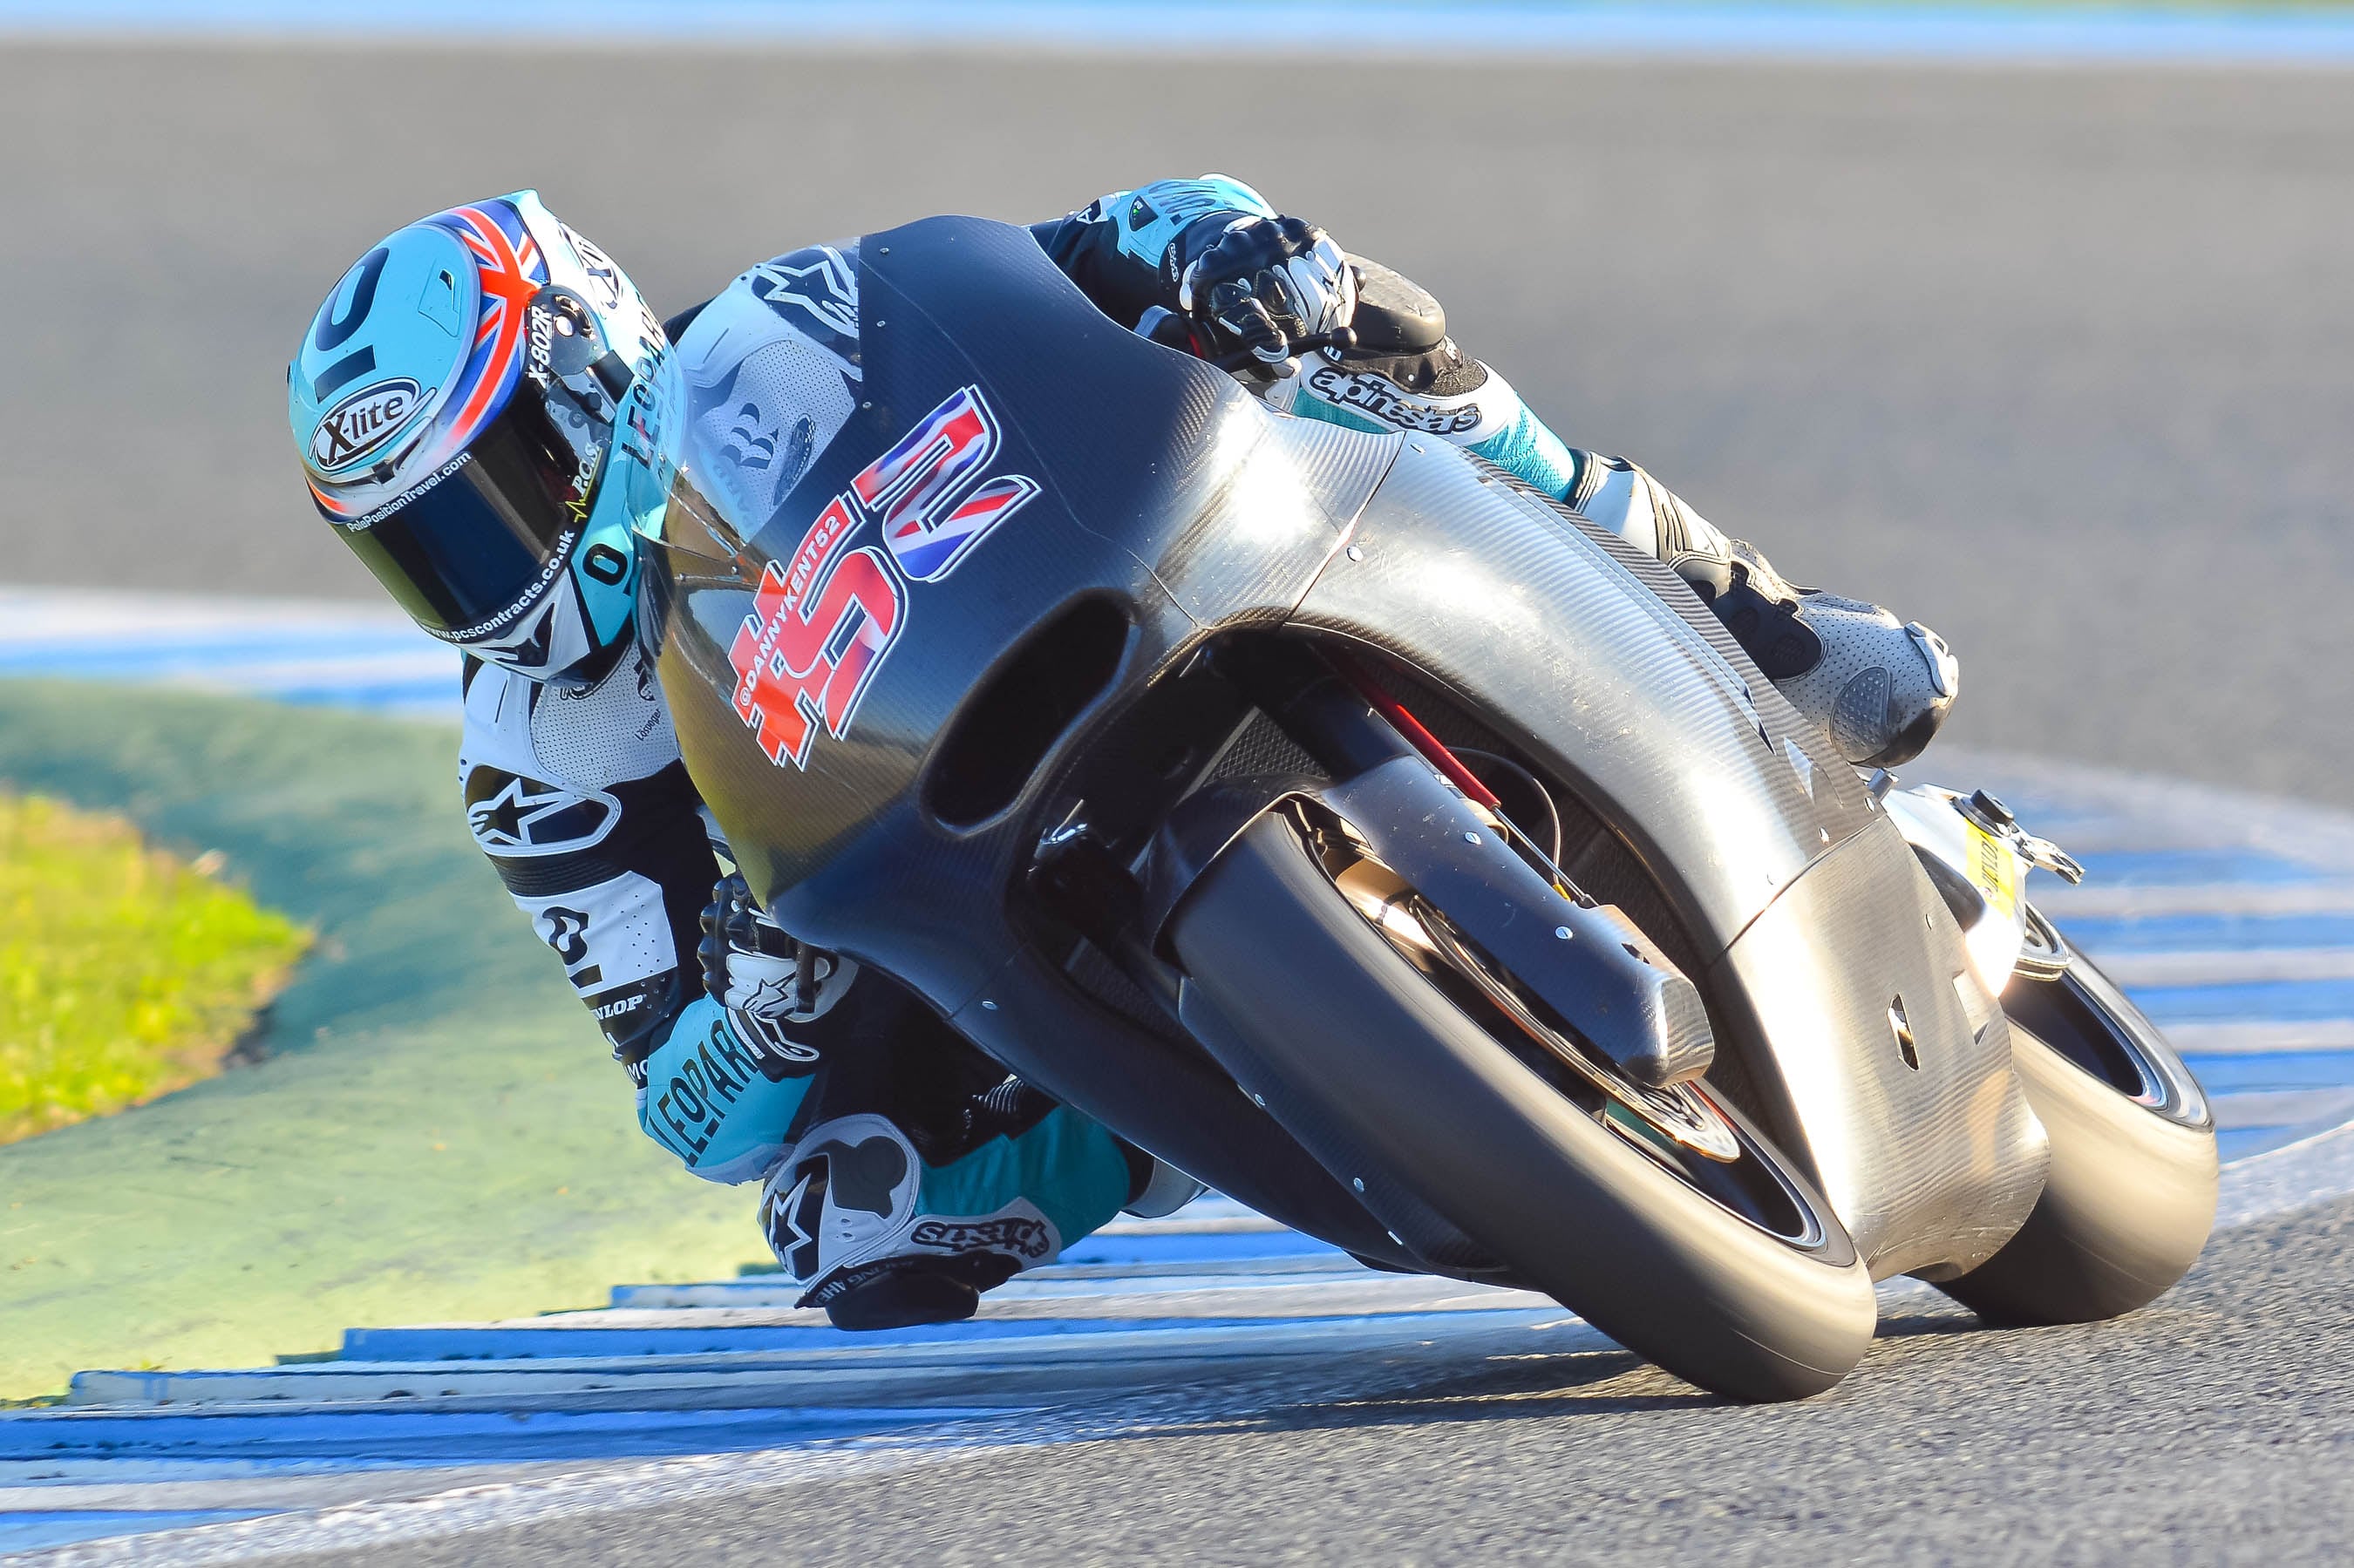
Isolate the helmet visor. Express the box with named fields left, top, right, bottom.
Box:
left=331, top=297, right=616, bottom=640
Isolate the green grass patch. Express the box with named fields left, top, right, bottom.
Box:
left=0, top=681, right=762, bottom=1401
left=0, top=794, right=310, bottom=1144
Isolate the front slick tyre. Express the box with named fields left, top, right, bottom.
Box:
left=1170, top=814, right=1876, bottom=1403
left=1936, top=1022, right=2216, bottom=1327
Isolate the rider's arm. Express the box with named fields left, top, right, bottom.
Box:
left=1035, top=182, right=1721, bottom=574
left=456, top=652, right=712, bottom=1077
left=1030, top=173, right=1280, bottom=329
left=456, top=651, right=809, bottom=1184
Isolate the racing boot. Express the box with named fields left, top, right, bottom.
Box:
left=1685, top=533, right=1958, bottom=769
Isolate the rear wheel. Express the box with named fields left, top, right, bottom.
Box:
left=1170, top=810, right=1877, bottom=1402
left=1938, top=922, right=2217, bottom=1325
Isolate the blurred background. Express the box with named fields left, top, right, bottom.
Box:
left=3, top=17, right=2350, bottom=798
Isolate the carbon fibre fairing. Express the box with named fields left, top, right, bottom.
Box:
left=644, top=215, right=1395, bottom=1015
left=1285, top=445, right=2045, bottom=1275
left=639, top=214, right=2045, bottom=1282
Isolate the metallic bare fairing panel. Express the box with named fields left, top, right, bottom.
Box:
left=1711, top=818, right=2050, bottom=1278
left=638, top=214, right=2046, bottom=1286
left=1288, top=446, right=2044, bottom=1276
left=643, top=215, right=1391, bottom=1015
left=1289, top=442, right=1877, bottom=959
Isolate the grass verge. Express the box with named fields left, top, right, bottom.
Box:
left=0, top=794, right=310, bottom=1144
left=0, top=681, right=764, bottom=1401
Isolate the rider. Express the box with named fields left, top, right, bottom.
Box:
left=287, top=179, right=1958, bottom=1330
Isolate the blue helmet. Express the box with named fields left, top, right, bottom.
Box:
left=289, top=191, right=677, bottom=682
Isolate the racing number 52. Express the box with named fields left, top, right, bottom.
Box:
left=728, top=499, right=907, bottom=770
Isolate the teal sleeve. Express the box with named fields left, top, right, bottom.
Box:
left=636, top=996, right=815, bottom=1185
left=1469, top=407, right=1583, bottom=502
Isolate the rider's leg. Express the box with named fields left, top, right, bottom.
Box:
left=637, top=981, right=1177, bottom=1330
left=1276, top=260, right=1959, bottom=769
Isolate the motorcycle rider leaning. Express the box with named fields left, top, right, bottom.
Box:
left=288, top=179, right=1958, bottom=1330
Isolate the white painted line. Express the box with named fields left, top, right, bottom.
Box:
left=0, top=587, right=412, bottom=638
left=2090, top=948, right=2354, bottom=988
left=610, top=1254, right=1363, bottom=1307
left=2215, top=1118, right=2354, bottom=1228
left=0, top=1460, right=667, bottom=1531
left=2208, top=1088, right=2354, bottom=1133
left=357, top=1276, right=1548, bottom=1338
left=2160, top=1021, right=2354, bottom=1057
left=66, top=1308, right=1567, bottom=1409
left=328, top=1281, right=1548, bottom=1361
left=2028, top=883, right=2354, bottom=920
left=13, top=1318, right=1613, bottom=1568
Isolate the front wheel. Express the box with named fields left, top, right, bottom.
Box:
left=1938, top=928, right=2218, bottom=1325
left=1168, top=811, right=1877, bottom=1402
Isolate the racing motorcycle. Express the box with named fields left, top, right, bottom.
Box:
left=636, top=216, right=2218, bottom=1402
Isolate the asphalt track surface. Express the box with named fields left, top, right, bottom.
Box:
left=8, top=38, right=2354, bottom=1566
left=242, top=1195, right=2354, bottom=1568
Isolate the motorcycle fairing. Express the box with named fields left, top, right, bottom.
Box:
left=1291, top=443, right=1879, bottom=960
left=643, top=216, right=2044, bottom=1282
left=1287, top=448, right=2044, bottom=1275
left=1712, top=821, right=2049, bottom=1277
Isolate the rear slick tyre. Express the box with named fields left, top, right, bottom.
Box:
left=1169, top=813, right=1877, bottom=1403
left=1937, top=1024, right=2217, bottom=1326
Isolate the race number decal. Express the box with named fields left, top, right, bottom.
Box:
left=853, top=386, right=1041, bottom=582
left=727, top=385, right=1039, bottom=770
left=729, top=499, right=906, bottom=770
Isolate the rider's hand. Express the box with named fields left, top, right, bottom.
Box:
left=697, top=872, right=855, bottom=1025
left=1176, top=215, right=1356, bottom=375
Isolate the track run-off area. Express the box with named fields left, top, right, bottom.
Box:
left=4, top=592, right=2354, bottom=1562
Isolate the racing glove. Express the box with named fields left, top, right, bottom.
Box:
left=697, top=872, right=859, bottom=1067
left=1174, top=214, right=1356, bottom=375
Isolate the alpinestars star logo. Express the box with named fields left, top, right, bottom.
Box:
left=462, top=767, right=620, bottom=856
left=745, top=245, right=861, bottom=367
left=766, top=1166, right=825, bottom=1280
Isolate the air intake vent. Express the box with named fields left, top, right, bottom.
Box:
left=1888, top=994, right=1920, bottom=1070
left=924, top=597, right=1131, bottom=829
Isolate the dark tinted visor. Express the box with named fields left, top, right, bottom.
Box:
left=332, top=294, right=617, bottom=638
